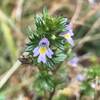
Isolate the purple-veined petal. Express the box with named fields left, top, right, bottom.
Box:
left=33, top=47, right=39, bottom=56
left=38, top=54, right=46, bottom=63
left=69, top=31, right=74, bottom=36
left=60, top=31, right=67, bottom=36
left=66, top=37, right=74, bottom=46
left=65, top=24, right=74, bottom=36
left=48, top=48, right=54, bottom=55
left=39, top=38, right=49, bottom=46
left=46, top=48, right=54, bottom=58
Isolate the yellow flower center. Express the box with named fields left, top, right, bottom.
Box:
left=39, top=47, right=47, bottom=55
left=64, top=33, right=71, bottom=39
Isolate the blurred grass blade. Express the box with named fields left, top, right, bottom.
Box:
left=1, top=23, right=17, bottom=63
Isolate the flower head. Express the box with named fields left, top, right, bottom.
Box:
left=76, top=74, right=85, bottom=81
left=60, top=24, right=74, bottom=46
left=33, top=38, right=54, bottom=63
left=68, top=57, right=79, bottom=67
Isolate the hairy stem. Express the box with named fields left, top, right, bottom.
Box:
left=48, top=88, right=56, bottom=100
left=0, top=60, right=22, bottom=89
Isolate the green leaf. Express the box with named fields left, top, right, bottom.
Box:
left=54, top=51, right=67, bottom=63
left=34, top=71, right=55, bottom=93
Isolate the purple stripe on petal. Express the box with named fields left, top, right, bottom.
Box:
left=46, top=48, right=54, bottom=58
left=69, top=31, right=74, bottom=36
left=65, top=24, right=74, bottom=36
left=33, top=47, right=39, bottom=52
left=60, top=31, right=67, bottom=36
left=48, top=48, right=54, bottom=55
left=67, top=38, right=74, bottom=46
left=38, top=54, right=46, bottom=63
left=39, top=38, right=49, bottom=46
left=33, top=47, right=39, bottom=56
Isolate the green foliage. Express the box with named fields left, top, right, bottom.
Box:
left=26, top=9, right=69, bottom=69
left=25, top=10, right=73, bottom=97
left=87, top=64, right=100, bottom=78
left=81, top=81, right=95, bottom=96
left=34, top=71, right=55, bottom=95
left=81, top=64, right=100, bottom=96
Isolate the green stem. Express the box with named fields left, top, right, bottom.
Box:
left=48, top=88, right=56, bottom=100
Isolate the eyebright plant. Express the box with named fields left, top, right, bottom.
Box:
left=25, top=9, right=75, bottom=94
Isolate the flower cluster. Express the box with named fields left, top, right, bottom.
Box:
left=60, top=24, right=74, bottom=46
left=33, top=24, right=74, bottom=63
